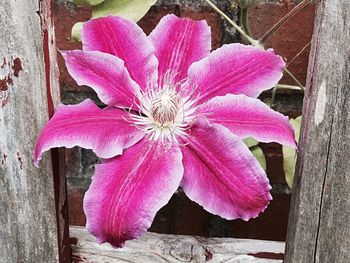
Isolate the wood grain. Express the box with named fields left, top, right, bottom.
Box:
left=285, top=0, right=350, bottom=262
left=0, top=0, right=65, bottom=262
left=70, top=226, right=285, bottom=263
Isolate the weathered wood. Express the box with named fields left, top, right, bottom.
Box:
left=70, top=226, right=285, bottom=262
left=39, top=0, right=71, bottom=260
left=285, top=0, right=350, bottom=262
left=0, top=0, right=69, bottom=262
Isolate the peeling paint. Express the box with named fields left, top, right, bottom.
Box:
left=38, top=0, right=55, bottom=118
left=0, top=57, right=23, bottom=107
left=0, top=75, right=13, bottom=91
left=1, top=153, right=7, bottom=165
left=248, top=252, right=284, bottom=260
left=204, top=247, right=213, bottom=261
left=16, top=152, right=23, bottom=170
left=314, top=79, right=327, bottom=125
left=0, top=90, right=10, bottom=107
left=42, top=29, right=55, bottom=117
left=1, top=57, right=6, bottom=68
left=12, top=58, right=23, bottom=77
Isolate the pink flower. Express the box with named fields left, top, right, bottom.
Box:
left=34, top=15, right=296, bottom=247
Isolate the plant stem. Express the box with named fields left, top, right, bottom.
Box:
left=276, top=84, right=304, bottom=91
left=206, top=0, right=306, bottom=105
left=259, top=0, right=313, bottom=45
left=205, top=0, right=261, bottom=48
left=270, top=82, right=305, bottom=107
left=240, top=8, right=253, bottom=38
left=270, top=83, right=305, bottom=108
left=284, top=68, right=305, bottom=90
left=249, top=144, right=260, bottom=151
left=270, top=85, right=278, bottom=107
left=286, top=41, right=311, bottom=68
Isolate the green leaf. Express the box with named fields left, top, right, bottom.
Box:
left=251, top=145, right=267, bottom=171
left=234, top=0, right=263, bottom=9
left=74, top=0, right=106, bottom=6
left=282, top=116, right=302, bottom=188
left=71, top=22, right=84, bottom=42
left=243, top=137, right=259, bottom=148
left=71, top=0, right=156, bottom=41
left=243, top=138, right=266, bottom=171
left=92, top=0, right=157, bottom=21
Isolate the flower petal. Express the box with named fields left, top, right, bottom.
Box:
left=62, top=50, right=141, bottom=108
left=180, top=119, right=272, bottom=221
left=34, top=99, right=144, bottom=166
left=83, top=138, right=183, bottom=247
left=198, top=94, right=296, bottom=147
left=188, top=44, right=285, bottom=104
left=149, top=14, right=211, bottom=87
left=82, top=16, right=158, bottom=90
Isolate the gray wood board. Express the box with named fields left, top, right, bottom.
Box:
left=0, top=0, right=61, bottom=262
left=285, top=0, right=350, bottom=262
left=70, top=226, right=285, bottom=263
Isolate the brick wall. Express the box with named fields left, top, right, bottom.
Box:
left=54, top=0, right=315, bottom=241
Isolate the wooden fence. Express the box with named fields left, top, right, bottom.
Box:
left=0, top=0, right=349, bottom=262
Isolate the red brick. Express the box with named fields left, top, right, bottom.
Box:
left=150, top=191, right=211, bottom=236
left=230, top=194, right=291, bottom=241
left=64, top=148, right=81, bottom=179
left=260, top=143, right=287, bottom=185
left=68, top=188, right=86, bottom=226
left=139, top=7, right=222, bottom=49
left=151, top=191, right=291, bottom=241
left=249, top=1, right=316, bottom=86
left=138, top=6, right=180, bottom=35
left=55, top=4, right=224, bottom=92
left=55, top=1, right=298, bottom=239
left=55, top=3, right=92, bottom=92
left=180, top=8, right=222, bottom=49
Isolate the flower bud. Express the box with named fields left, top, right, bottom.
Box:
left=233, top=0, right=262, bottom=9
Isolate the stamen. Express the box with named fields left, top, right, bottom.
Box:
left=151, top=90, right=179, bottom=127
left=128, top=71, right=200, bottom=145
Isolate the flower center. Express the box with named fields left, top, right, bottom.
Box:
left=151, top=91, right=179, bottom=127
left=129, top=78, right=198, bottom=144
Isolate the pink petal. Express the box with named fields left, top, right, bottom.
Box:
left=198, top=94, right=296, bottom=147
left=62, top=50, right=141, bottom=108
left=82, top=16, right=158, bottom=90
left=188, top=44, right=285, bottom=104
left=34, top=99, right=144, bottom=166
left=149, top=14, right=211, bottom=87
left=180, top=119, right=272, bottom=221
left=83, top=138, right=183, bottom=247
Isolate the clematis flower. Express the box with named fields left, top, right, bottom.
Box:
left=34, top=14, right=296, bottom=247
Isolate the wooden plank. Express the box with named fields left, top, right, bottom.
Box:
left=285, top=0, right=350, bottom=262
left=0, top=0, right=68, bottom=262
left=70, top=226, right=285, bottom=262
left=39, top=0, right=71, bottom=261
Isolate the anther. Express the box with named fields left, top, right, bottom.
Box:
left=151, top=91, right=179, bottom=127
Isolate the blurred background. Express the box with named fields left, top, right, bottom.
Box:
left=54, top=0, right=315, bottom=241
